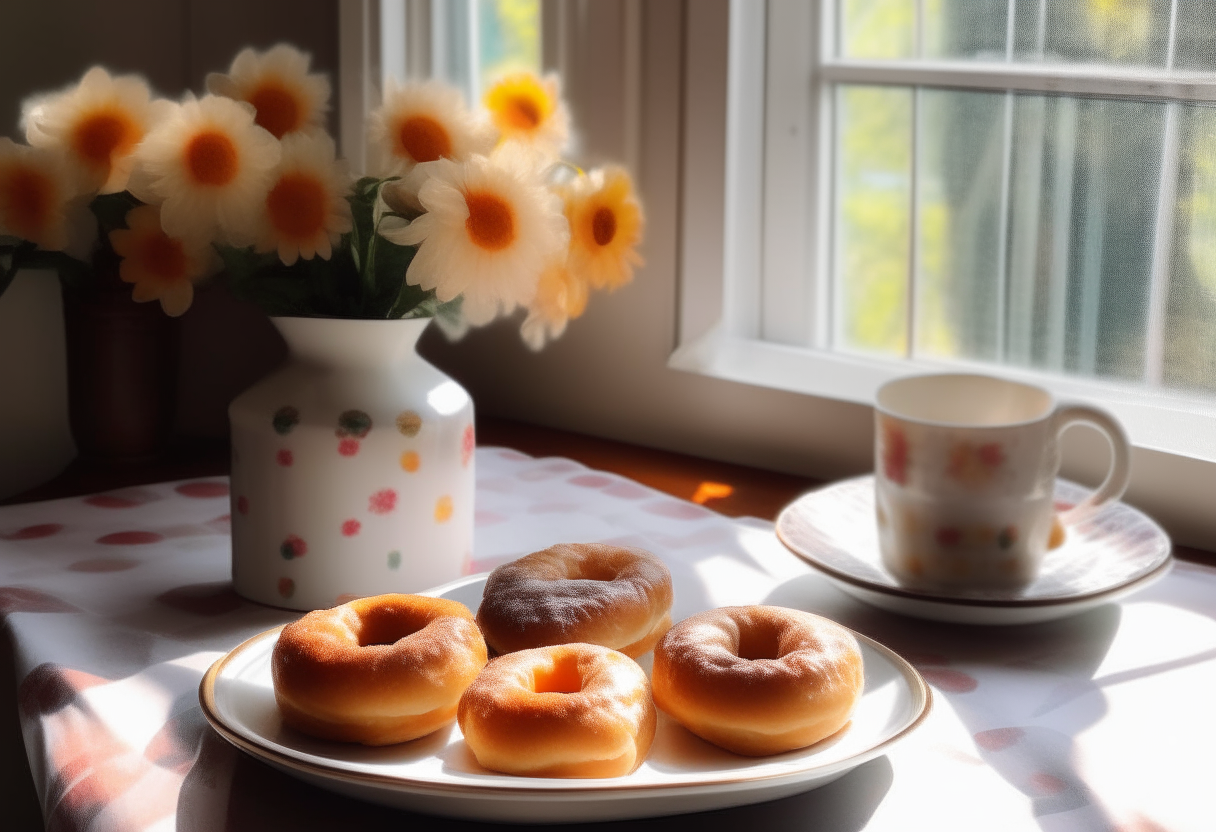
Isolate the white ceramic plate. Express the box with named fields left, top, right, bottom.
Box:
left=199, top=574, right=931, bottom=823
left=776, top=476, right=1173, bottom=626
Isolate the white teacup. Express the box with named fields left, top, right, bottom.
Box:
left=874, top=373, right=1131, bottom=591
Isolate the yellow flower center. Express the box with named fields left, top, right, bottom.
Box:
left=0, top=165, right=53, bottom=241
left=464, top=190, right=515, bottom=251
left=248, top=81, right=302, bottom=139
left=397, top=115, right=452, bottom=164
left=72, top=108, right=139, bottom=171
left=485, top=74, right=554, bottom=135
left=184, top=130, right=239, bottom=187
left=136, top=231, right=188, bottom=283
left=266, top=172, right=327, bottom=240
left=501, top=94, right=542, bottom=130
left=592, top=206, right=616, bottom=246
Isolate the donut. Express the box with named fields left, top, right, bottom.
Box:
left=475, top=543, right=673, bottom=658
left=272, top=594, right=487, bottom=745
left=458, top=643, right=657, bottom=777
left=652, top=606, right=864, bottom=756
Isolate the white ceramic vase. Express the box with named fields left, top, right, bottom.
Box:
left=228, top=316, right=475, bottom=611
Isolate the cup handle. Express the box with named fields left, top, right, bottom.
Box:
left=1052, top=403, right=1132, bottom=524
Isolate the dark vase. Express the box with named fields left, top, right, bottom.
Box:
left=61, top=247, right=179, bottom=465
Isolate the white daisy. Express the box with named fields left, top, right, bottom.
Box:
left=0, top=138, right=75, bottom=250
left=255, top=132, right=353, bottom=266
left=127, top=94, right=281, bottom=247
left=22, top=67, right=168, bottom=194
left=483, top=72, right=571, bottom=157
left=206, top=44, right=330, bottom=139
left=367, top=78, right=493, bottom=177
left=381, top=143, right=568, bottom=325
left=110, top=204, right=217, bottom=316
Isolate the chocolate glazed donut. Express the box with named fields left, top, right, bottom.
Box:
left=475, top=543, right=673, bottom=657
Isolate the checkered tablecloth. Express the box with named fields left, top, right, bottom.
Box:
left=2, top=447, right=1214, bottom=831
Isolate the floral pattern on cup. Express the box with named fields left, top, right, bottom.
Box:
left=880, top=419, right=909, bottom=485
left=947, top=441, right=1005, bottom=487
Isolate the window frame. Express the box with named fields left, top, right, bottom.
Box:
left=670, top=0, right=1216, bottom=466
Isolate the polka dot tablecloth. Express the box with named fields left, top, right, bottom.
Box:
left=1, top=448, right=1215, bottom=831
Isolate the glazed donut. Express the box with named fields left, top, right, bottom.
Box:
left=272, top=594, right=487, bottom=745
left=475, top=543, right=673, bottom=658
left=457, top=643, right=657, bottom=777
left=652, top=606, right=864, bottom=756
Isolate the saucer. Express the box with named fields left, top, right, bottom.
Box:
left=775, top=476, right=1173, bottom=625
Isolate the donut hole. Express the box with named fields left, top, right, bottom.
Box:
left=571, top=562, right=620, bottom=582
left=736, top=623, right=783, bottom=661
left=532, top=655, right=584, bottom=694
left=353, top=607, right=427, bottom=647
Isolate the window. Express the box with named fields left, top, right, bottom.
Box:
left=338, top=0, right=542, bottom=173
left=380, top=0, right=541, bottom=104
left=673, top=0, right=1216, bottom=463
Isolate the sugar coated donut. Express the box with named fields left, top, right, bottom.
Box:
left=652, top=606, right=864, bottom=756
left=272, top=594, right=487, bottom=745
left=458, top=643, right=657, bottom=777
left=476, top=543, right=673, bottom=658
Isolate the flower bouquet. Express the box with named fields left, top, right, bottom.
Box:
left=0, top=43, right=644, bottom=349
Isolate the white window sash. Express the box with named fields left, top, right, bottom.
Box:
left=670, top=0, right=1216, bottom=466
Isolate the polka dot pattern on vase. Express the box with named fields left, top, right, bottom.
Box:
left=272, top=406, right=300, bottom=436
left=279, top=535, right=307, bottom=560
left=461, top=424, right=475, bottom=467
left=277, top=577, right=295, bottom=599
left=341, top=519, right=362, bottom=537
left=336, top=410, right=372, bottom=439
left=400, top=451, right=420, bottom=472
left=368, top=489, right=397, bottom=515
left=396, top=410, right=422, bottom=437
left=387, top=550, right=401, bottom=569
left=338, top=439, right=360, bottom=457
left=435, top=496, right=453, bottom=523
left=276, top=449, right=293, bottom=467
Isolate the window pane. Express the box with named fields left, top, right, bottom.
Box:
left=915, top=89, right=1007, bottom=361
left=1173, top=0, right=1216, bottom=71
left=1164, top=104, right=1216, bottom=393
left=1015, top=0, right=1171, bottom=66
left=835, top=85, right=912, bottom=356
left=923, top=0, right=1009, bottom=61
left=477, top=0, right=540, bottom=91
left=903, top=89, right=1166, bottom=380
left=841, top=0, right=915, bottom=59
left=429, top=0, right=539, bottom=101
left=1005, top=95, right=1162, bottom=380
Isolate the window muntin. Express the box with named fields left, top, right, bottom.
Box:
left=771, top=0, right=1216, bottom=402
